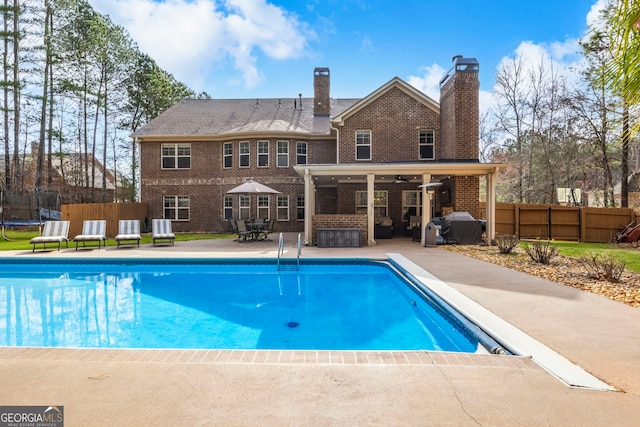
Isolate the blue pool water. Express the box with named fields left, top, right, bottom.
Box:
left=0, top=259, right=482, bottom=352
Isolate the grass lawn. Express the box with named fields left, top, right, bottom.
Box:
left=3, top=229, right=639, bottom=274
left=0, top=229, right=235, bottom=251
left=524, top=240, right=640, bottom=273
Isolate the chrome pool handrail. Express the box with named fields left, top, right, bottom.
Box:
left=277, top=233, right=284, bottom=269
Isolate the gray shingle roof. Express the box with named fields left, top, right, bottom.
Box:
left=132, top=98, right=359, bottom=138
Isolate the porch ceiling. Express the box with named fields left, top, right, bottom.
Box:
left=293, top=162, right=506, bottom=186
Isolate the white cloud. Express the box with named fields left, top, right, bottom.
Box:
left=89, top=0, right=311, bottom=91
left=498, top=39, right=584, bottom=87
left=407, top=63, right=496, bottom=115
left=406, top=63, right=446, bottom=101
left=359, top=34, right=374, bottom=53
left=586, top=0, right=610, bottom=28
left=478, top=89, right=497, bottom=116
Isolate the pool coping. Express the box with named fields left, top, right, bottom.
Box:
left=387, top=253, right=616, bottom=391
left=0, top=346, right=539, bottom=369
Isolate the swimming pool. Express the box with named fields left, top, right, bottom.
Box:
left=0, top=258, right=499, bottom=352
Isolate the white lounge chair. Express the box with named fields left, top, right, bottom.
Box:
left=30, top=220, right=70, bottom=252
left=74, top=220, right=107, bottom=250
left=115, top=219, right=141, bottom=248
left=152, top=219, right=175, bottom=246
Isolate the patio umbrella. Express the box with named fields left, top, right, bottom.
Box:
left=226, top=180, right=280, bottom=194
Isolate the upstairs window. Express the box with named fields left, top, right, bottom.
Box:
left=258, top=141, right=269, bottom=167
left=296, top=141, right=307, bottom=165
left=419, top=130, right=435, bottom=160
left=162, top=144, right=191, bottom=169
left=239, top=141, right=250, bottom=167
left=223, top=142, right=233, bottom=168
left=356, top=130, right=371, bottom=160
left=277, top=141, right=289, bottom=167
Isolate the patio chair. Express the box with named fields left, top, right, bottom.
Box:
left=74, top=220, right=107, bottom=250
left=406, top=215, right=422, bottom=236
left=261, top=218, right=276, bottom=241
left=152, top=219, right=175, bottom=246
left=234, top=220, right=253, bottom=242
left=115, top=219, right=141, bottom=248
left=30, top=220, right=70, bottom=252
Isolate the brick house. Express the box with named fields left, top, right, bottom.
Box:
left=133, top=56, right=505, bottom=245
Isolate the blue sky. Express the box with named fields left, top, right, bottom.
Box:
left=90, top=0, right=605, bottom=110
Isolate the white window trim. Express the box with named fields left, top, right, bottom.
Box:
left=223, top=195, right=233, bottom=219
left=355, top=190, right=387, bottom=216
left=239, top=141, right=250, bottom=168
left=277, top=195, right=289, bottom=221
left=223, top=142, right=233, bottom=169
left=277, top=141, right=289, bottom=167
left=239, top=195, right=251, bottom=220
left=355, top=130, right=372, bottom=161
left=296, top=141, right=307, bottom=165
left=402, top=190, right=422, bottom=220
left=419, top=129, right=435, bottom=160
left=296, top=195, right=305, bottom=221
left=257, top=140, right=269, bottom=168
left=161, top=143, right=191, bottom=170
left=257, top=195, right=270, bottom=219
left=163, top=195, right=190, bottom=221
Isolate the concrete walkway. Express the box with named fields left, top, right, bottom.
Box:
left=1, top=234, right=639, bottom=426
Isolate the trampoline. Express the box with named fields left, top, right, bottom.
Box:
left=1, top=189, right=62, bottom=240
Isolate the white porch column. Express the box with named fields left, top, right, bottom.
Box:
left=303, top=168, right=312, bottom=245
left=485, top=169, right=497, bottom=240
left=367, top=173, right=376, bottom=246
left=420, top=173, right=432, bottom=246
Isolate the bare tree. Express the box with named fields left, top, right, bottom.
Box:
left=494, top=55, right=530, bottom=203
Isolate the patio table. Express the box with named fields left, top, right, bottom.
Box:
left=246, top=223, right=266, bottom=241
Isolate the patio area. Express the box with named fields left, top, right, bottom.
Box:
left=1, top=234, right=639, bottom=425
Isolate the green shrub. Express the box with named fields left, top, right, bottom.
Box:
left=495, top=234, right=520, bottom=254
left=578, top=252, right=625, bottom=282
left=523, top=239, right=558, bottom=265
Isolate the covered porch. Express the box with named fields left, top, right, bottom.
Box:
left=293, top=163, right=506, bottom=246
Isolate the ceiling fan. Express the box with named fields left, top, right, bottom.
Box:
left=394, top=175, right=410, bottom=183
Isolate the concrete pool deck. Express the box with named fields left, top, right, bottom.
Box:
left=1, top=234, right=640, bottom=425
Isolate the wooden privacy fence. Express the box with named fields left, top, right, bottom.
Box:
left=479, top=203, right=635, bottom=243
left=61, top=203, right=148, bottom=238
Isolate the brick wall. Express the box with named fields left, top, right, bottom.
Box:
left=311, top=214, right=368, bottom=245
left=439, top=70, right=479, bottom=160
left=452, top=176, right=480, bottom=218
left=314, top=68, right=330, bottom=116
left=337, top=87, right=440, bottom=163
left=139, top=138, right=333, bottom=232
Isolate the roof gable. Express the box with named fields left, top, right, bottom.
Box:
left=331, top=77, right=439, bottom=126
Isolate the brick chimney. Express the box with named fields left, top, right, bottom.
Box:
left=313, top=67, right=330, bottom=117
left=439, top=56, right=479, bottom=161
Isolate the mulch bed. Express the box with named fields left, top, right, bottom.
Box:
left=440, top=245, right=640, bottom=308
